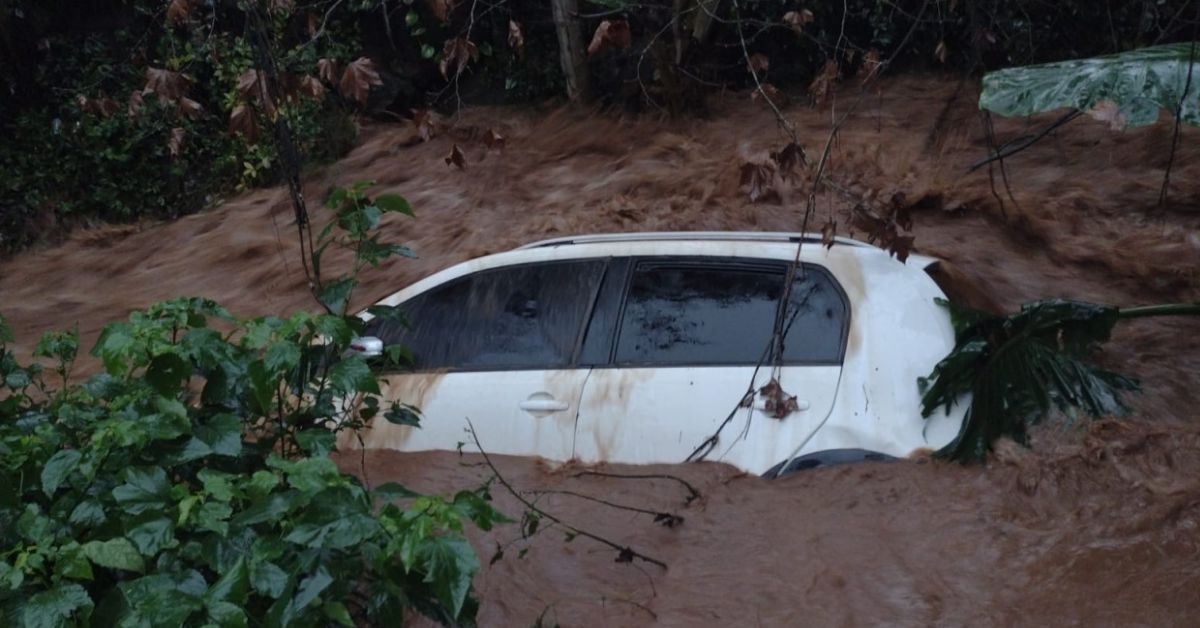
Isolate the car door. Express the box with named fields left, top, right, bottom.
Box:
left=356, top=259, right=606, bottom=460
left=572, top=257, right=849, bottom=474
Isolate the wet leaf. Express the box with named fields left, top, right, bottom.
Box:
left=445, top=144, right=466, bottom=170
left=427, top=0, right=456, bottom=22
left=747, top=53, right=770, bottom=75
left=439, top=37, right=479, bottom=80
left=809, top=60, right=839, bottom=106
left=236, top=69, right=274, bottom=117
left=298, top=75, right=325, bottom=100
left=411, top=109, right=439, bottom=141
left=587, top=19, right=631, bottom=56
left=177, top=97, right=203, bottom=120
left=168, top=127, right=186, bottom=158
left=508, top=20, right=525, bottom=59
left=83, top=538, right=145, bottom=573
left=41, top=449, right=82, bottom=497
left=339, top=57, right=382, bottom=105
left=484, top=128, right=505, bottom=151
left=858, top=49, right=882, bottom=82
left=738, top=161, right=779, bottom=204
left=23, top=583, right=94, bottom=628
left=144, top=67, right=192, bottom=101
left=228, top=104, right=259, bottom=143
left=769, top=142, right=805, bottom=181
left=758, top=378, right=799, bottom=419
left=751, top=83, right=788, bottom=107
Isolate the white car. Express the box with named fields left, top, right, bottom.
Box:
left=346, top=232, right=966, bottom=477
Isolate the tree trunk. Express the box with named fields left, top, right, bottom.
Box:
left=551, top=0, right=591, bottom=103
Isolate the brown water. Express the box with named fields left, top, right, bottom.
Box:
left=2, top=75, right=1199, bottom=624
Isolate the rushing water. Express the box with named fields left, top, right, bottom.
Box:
left=2, top=75, right=1198, bottom=625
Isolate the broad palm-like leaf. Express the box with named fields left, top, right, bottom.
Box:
left=920, top=299, right=1139, bottom=463
left=980, top=42, right=1200, bottom=128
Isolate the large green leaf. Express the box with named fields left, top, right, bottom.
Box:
left=22, top=583, right=94, bottom=628
left=920, top=299, right=1140, bottom=463
left=980, top=42, right=1200, bottom=128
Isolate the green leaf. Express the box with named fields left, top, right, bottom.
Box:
left=247, top=359, right=276, bottom=414
left=284, top=513, right=379, bottom=549
left=374, top=194, right=414, bottom=216
left=126, top=516, right=177, bottom=556
left=41, top=449, right=82, bottom=497
left=384, top=402, right=421, bottom=427
left=323, top=601, right=355, bottom=627
left=405, top=9, right=418, bottom=26
left=119, top=572, right=205, bottom=625
left=83, top=537, right=145, bottom=573
left=249, top=561, right=289, bottom=599
left=421, top=43, right=436, bottom=59
left=113, top=466, right=171, bottom=515
left=417, top=535, right=479, bottom=619
left=206, top=557, right=249, bottom=606
left=55, top=543, right=94, bottom=581
left=146, top=352, right=191, bottom=395
left=206, top=601, right=248, bottom=628
left=980, top=43, right=1200, bottom=128
left=327, top=354, right=380, bottom=394
left=295, top=429, right=336, bottom=456
left=264, top=341, right=301, bottom=374
left=318, top=278, right=355, bottom=315
left=91, top=322, right=135, bottom=376
left=69, top=500, right=107, bottom=527
left=22, top=583, right=94, bottom=628
left=198, top=469, right=238, bottom=502
left=374, top=482, right=421, bottom=501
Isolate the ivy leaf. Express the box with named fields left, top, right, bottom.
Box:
left=83, top=538, right=145, bottom=573
left=41, top=449, right=82, bottom=497
left=264, top=341, right=301, bottom=373
left=69, top=500, right=107, bottom=527
left=327, top=355, right=379, bottom=395
left=317, top=278, right=354, bottom=315
left=113, top=467, right=171, bottom=515
left=55, top=543, right=94, bottom=581
left=417, top=535, right=479, bottom=619
left=126, top=517, right=177, bottom=557
left=295, top=429, right=336, bottom=457
left=91, top=323, right=134, bottom=375
left=22, top=583, right=94, bottom=628
left=206, top=557, right=250, bottom=606
left=249, top=561, right=290, bottom=599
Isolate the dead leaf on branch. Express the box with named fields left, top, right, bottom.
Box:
left=1088, top=99, right=1127, bottom=131
left=820, top=218, right=837, bottom=249
left=143, top=67, right=193, bottom=101
left=588, top=19, right=631, bottom=56
left=782, top=9, right=815, bottom=35
left=411, top=109, right=441, bottom=142
left=127, top=90, right=144, bottom=118
left=439, top=37, right=479, bottom=80
left=297, top=75, right=325, bottom=100
left=307, top=12, right=320, bottom=38
left=739, top=161, right=780, bottom=204
left=770, top=142, right=805, bottom=181
left=508, top=20, right=525, bottom=59
left=484, top=128, right=505, bottom=151
left=747, top=53, right=770, bottom=75
left=751, top=83, right=789, bottom=107
left=236, top=69, right=276, bottom=117
left=848, top=196, right=916, bottom=263
left=168, top=127, right=186, bottom=158
left=178, top=97, right=204, bottom=120
left=318, top=58, right=338, bottom=84
left=228, top=104, right=259, bottom=143
left=76, top=95, right=118, bottom=118
left=758, top=378, right=800, bottom=419
left=857, top=49, right=882, bottom=82
left=339, top=57, right=382, bottom=105
left=808, top=60, right=839, bottom=106
left=445, top=144, right=466, bottom=169
left=166, top=0, right=194, bottom=26
left=428, top=0, right=457, bottom=22
left=934, top=40, right=949, bottom=64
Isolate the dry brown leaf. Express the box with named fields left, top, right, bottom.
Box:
left=228, top=104, right=259, bottom=143
left=934, top=40, right=948, bottom=64
left=587, top=19, right=631, bottom=56
left=439, top=37, right=479, bottom=80
left=298, top=75, right=325, bottom=100
left=508, top=20, right=525, bottom=59
left=758, top=378, right=800, bottom=419
left=339, top=57, right=382, bottom=105
left=739, top=161, right=780, bottom=204
left=820, top=218, right=837, bottom=249
left=750, top=83, right=789, bottom=107
left=782, top=9, right=814, bottom=34
left=167, top=0, right=194, bottom=25
left=236, top=69, right=276, bottom=116
left=168, top=127, right=186, bottom=158
left=411, top=109, right=440, bottom=142
left=747, top=53, right=770, bottom=75
left=317, top=58, right=338, bottom=84
left=1088, top=100, right=1127, bottom=131
left=484, top=128, right=505, bottom=151
left=445, top=144, right=466, bottom=170
left=307, top=12, right=320, bottom=38
left=428, top=0, right=456, bottom=22
left=770, top=142, right=805, bottom=181
left=127, top=90, right=144, bottom=118
left=177, top=97, right=203, bottom=120
left=858, top=49, right=882, bottom=82
left=143, top=67, right=192, bottom=101
left=808, top=59, right=839, bottom=106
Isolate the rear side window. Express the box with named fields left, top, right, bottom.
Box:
left=367, top=260, right=605, bottom=370
left=614, top=263, right=784, bottom=366
left=780, top=268, right=849, bottom=364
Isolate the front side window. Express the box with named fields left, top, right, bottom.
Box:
left=367, top=260, right=605, bottom=370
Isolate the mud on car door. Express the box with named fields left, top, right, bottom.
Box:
left=355, top=259, right=606, bottom=459
left=572, top=257, right=849, bottom=475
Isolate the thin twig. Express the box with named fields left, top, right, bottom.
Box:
left=466, top=420, right=668, bottom=569
left=1159, top=1, right=1199, bottom=205
left=967, top=109, right=1083, bottom=172
left=569, top=471, right=701, bottom=504
left=528, top=489, right=683, bottom=523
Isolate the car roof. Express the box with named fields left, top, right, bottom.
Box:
left=518, top=231, right=868, bottom=250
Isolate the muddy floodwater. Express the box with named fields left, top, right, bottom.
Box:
left=2, top=75, right=1199, bottom=624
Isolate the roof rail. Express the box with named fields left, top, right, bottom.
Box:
left=518, top=231, right=867, bottom=250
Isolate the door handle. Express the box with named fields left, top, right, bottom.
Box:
left=519, top=393, right=569, bottom=416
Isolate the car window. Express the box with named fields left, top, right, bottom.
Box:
left=613, top=263, right=784, bottom=366
left=366, top=260, right=605, bottom=370
left=780, top=267, right=849, bottom=364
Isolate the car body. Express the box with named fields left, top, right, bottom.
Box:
left=343, top=232, right=966, bottom=476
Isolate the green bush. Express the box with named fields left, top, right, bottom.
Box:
left=0, top=185, right=503, bottom=627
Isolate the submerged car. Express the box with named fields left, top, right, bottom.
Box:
left=345, top=232, right=966, bottom=477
